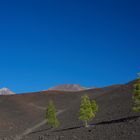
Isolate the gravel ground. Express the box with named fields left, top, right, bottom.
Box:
left=0, top=80, right=140, bottom=140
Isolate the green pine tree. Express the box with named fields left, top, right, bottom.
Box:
left=79, top=95, right=94, bottom=127
left=132, top=78, right=140, bottom=112
left=91, top=100, right=99, bottom=115
left=137, top=72, right=140, bottom=80
left=46, top=101, right=60, bottom=128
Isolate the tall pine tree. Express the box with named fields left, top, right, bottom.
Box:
left=91, top=100, right=99, bottom=115
left=79, top=95, right=94, bottom=127
left=46, top=101, right=60, bottom=128
left=132, top=74, right=140, bottom=112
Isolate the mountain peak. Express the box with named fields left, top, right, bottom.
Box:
left=0, top=88, right=15, bottom=95
left=48, top=84, right=87, bottom=92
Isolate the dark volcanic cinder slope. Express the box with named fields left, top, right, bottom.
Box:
left=24, top=81, right=140, bottom=140
left=0, top=91, right=81, bottom=139
left=0, top=80, right=140, bottom=140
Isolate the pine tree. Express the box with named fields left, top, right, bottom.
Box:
left=132, top=77, right=140, bottom=112
left=79, top=95, right=94, bottom=127
left=46, top=101, right=60, bottom=128
left=91, top=100, right=99, bottom=115
left=137, top=72, right=140, bottom=80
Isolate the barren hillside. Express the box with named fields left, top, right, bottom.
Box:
left=0, top=80, right=140, bottom=140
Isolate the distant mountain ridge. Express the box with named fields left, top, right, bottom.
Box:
left=0, top=88, right=15, bottom=95
left=48, top=84, right=87, bottom=91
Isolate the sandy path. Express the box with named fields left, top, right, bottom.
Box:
left=28, top=103, right=46, bottom=110
left=14, top=109, right=65, bottom=140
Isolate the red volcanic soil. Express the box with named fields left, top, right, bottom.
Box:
left=0, top=80, right=140, bottom=140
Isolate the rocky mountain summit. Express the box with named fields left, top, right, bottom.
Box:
left=0, top=88, right=15, bottom=95
left=48, top=84, right=87, bottom=91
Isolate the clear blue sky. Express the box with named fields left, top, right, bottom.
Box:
left=0, top=0, right=140, bottom=93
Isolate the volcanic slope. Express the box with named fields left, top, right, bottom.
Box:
left=0, top=80, right=140, bottom=140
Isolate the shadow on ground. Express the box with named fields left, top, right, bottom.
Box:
left=54, top=115, right=140, bottom=132
left=28, top=115, right=140, bottom=135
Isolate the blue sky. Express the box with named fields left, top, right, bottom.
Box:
left=0, top=0, right=140, bottom=93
